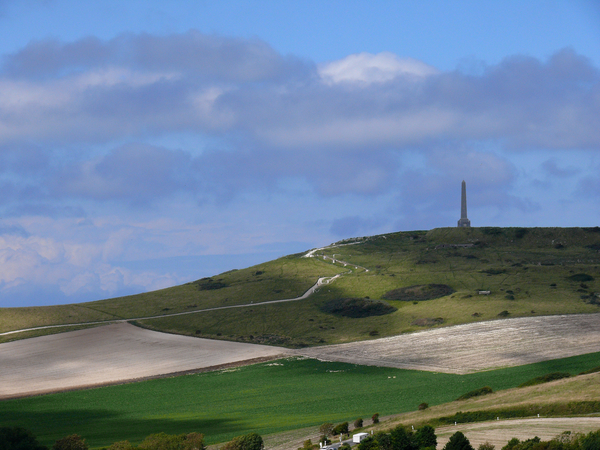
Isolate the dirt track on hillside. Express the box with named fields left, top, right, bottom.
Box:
left=0, top=322, right=290, bottom=399
left=295, top=314, right=600, bottom=374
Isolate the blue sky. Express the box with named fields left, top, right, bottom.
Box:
left=0, top=0, right=599, bottom=307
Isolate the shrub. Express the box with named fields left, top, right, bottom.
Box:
left=195, top=278, right=227, bottom=290
left=221, top=433, right=263, bottom=450
left=514, top=228, right=528, bottom=239
left=354, top=418, right=364, bottom=428
left=568, top=273, right=594, bottom=282
left=319, top=423, right=334, bottom=437
left=52, top=435, right=88, bottom=450
left=518, top=372, right=571, bottom=387
left=498, top=310, right=510, bottom=317
left=418, top=402, right=429, bottom=410
left=357, top=436, right=378, bottom=450
left=332, top=422, right=348, bottom=436
left=480, top=269, right=506, bottom=275
left=383, top=284, right=454, bottom=301
left=481, top=227, right=503, bottom=235
left=478, top=443, right=495, bottom=450
left=138, top=433, right=184, bottom=450
left=372, top=413, right=380, bottom=424
left=579, top=366, right=600, bottom=375
left=320, top=298, right=397, bottom=318
left=106, top=442, right=135, bottom=450
left=183, top=433, right=206, bottom=450
left=501, top=437, right=540, bottom=450
left=297, top=439, right=316, bottom=450
left=456, top=386, right=493, bottom=401
left=0, top=426, right=48, bottom=450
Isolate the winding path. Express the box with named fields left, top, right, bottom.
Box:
left=2, top=244, right=362, bottom=337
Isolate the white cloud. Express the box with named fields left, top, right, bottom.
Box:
left=319, top=52, right=438, bottom=84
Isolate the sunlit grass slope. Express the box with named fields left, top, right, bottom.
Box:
left=2, top=227, right=600, bottom=346
left=2, top=353, right=600, bottom=449
left=0, top=255, right=343, bottom=341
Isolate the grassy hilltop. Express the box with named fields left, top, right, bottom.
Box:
left=2, top=227, right=600, bottom=346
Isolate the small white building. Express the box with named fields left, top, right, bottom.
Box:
left=353, top=433, right=369, bottom=443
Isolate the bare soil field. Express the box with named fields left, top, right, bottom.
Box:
left=295, top=314, right=600, bottom=373
left=436, top=417, right=600, bottom=449
left=0, top=322, right=290, bottom=399
left=2, top=313, right=599, bottom=399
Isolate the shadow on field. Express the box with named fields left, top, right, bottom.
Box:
left=0, top=407, right=243, bottom=448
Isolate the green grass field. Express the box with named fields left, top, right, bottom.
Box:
left=3, top=227, right=600, bottom=347
left=2, top=352, right=600, bottom=449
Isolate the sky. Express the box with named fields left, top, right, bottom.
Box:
left=0, top=1, right=599, bottom=307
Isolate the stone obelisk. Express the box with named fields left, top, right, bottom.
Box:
left=457, top=180, right=471, bottom=227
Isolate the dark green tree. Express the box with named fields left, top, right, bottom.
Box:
left=0, top=427, right=48, bottom=450
left=359, top=436, right=381, bottom=450
left=391, top=426, right=416, bottom=450
left=333, top=422, right=349, bottom=436
left=354, top=418, right=364, bottom=428
left=414, top=425, right=437, bottom=449
left=477, top=443, right=495, bottom=450
left=443, top=432, right=474, bottom=450
left=374, top=432, right=393, bottom=450
left=581, top=430, right=600, bottom=450
left=52, top=435, right=88, bottom=450
left=501, top=437, right=540, bottom=450
left=372, top=413, right=380, bottom=424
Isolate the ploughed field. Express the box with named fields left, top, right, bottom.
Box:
left=297, top=313, right=600, bottom=373
left=0, top=322, right=288, bottom=399
left=2, top=313, right=600, bottom=399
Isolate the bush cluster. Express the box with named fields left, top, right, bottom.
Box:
left=518, top=372, right=571, bottom=388
left=195, top=278, right=228, bottom=290
left=437, top=402, right=600, bottom=425
left=357, top=424, right=436, bottom=450
left=502, top=430, right=600, bottom=450
left=456, top=386, right=493, bottom=401
left=383, top=284, right=454, bottom=302
left=0, top=429, right=210, bottom=450
left=320, top=298, right=397, bottom=318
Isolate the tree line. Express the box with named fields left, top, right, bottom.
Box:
left=0, top=428, right=264, bottom=450
left=354, top=426, right=600, bottom=450
left=3, top=424, right=600, bottom=450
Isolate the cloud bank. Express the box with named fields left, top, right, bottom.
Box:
left=0, top=31, right=598, bottom=306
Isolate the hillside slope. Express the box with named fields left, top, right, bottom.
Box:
left=2, top=227, right=600, bottom=347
